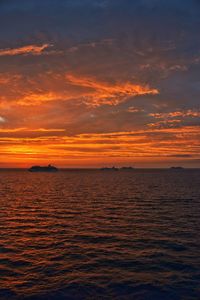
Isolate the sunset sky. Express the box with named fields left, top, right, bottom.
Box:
left=0, top=0, right=200, bottom=168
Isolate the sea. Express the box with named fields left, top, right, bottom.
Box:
left=0, top=169, right=200, bottom=300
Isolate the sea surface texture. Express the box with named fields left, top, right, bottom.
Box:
left=0, top=169, right=200, bottom=300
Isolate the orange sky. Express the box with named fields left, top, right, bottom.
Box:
left=0, top=45, right=199, bottom=168
left=0, top=1, right=200, bottom=168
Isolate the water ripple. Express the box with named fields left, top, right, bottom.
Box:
left=0, top=169, right=200, bottom=299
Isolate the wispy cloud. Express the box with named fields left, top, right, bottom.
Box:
left=148, top=109, right=200, bottom=128
left=0, top=71, right=159, bottom=107
left=66, top=74, right=159, bottom=106
left=0, top=44, right=51, bottom=56
left=148, top=119, right=182, bottom=128
left=0, top=126, right=199, bottom=167
left=68, top=39, right=115, bottom=53
left=149, top=110, right=200, bottom=119
left=0, top=128, right=65, bottom=133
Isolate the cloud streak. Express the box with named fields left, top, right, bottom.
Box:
left=150, top=110, right=200, bottom=119
left=0, top=44, right=51, bottom=56
left=66, top=74, right=159, bottom=106
left=0, top=125, right=199, bottom=167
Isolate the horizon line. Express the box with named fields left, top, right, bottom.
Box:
left=0, top=167, right=199, bottom=170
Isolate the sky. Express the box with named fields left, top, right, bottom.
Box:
left=0, top=0, right=200, bottom=168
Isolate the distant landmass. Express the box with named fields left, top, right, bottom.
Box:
left=100, top=166, right=134, bottom=171
left=28, top=165, right=58, bottom=172
left=100, top=167, right=119, bottom=171
left=170, top=167, right=184, bottom=170
left=120, top=167, right=135, bottom=171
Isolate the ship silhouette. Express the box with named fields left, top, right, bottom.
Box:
left=28, top=164, right=58, bottom=172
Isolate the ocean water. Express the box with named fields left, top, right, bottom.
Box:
left=0, top=169, right=200, bottom=300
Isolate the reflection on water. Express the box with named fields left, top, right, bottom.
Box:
left=0, top=169, right=200, bottom=299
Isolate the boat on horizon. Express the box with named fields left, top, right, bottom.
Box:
left=28, top=164, right=58, bottom=173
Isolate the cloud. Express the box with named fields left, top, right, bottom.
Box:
left=68, top=39, right=115, bottom=53
left=149, top=110, right=200, bottom=119
left=0, top=125, right=199, bottom=167
left=148, top=109, right=200, bottom=128
left=0, top=44, right=51, bottom=56
left=127, top=107, right=144, bottom=113
left=16, top=92, right=64, bottom=106
left=148, top=119, right=182, bottom=129
left=66, top=74, right=159, bottom=106
left=0, top=70, right=159, bottom=107
left=0, top=128, right=65, bottom=133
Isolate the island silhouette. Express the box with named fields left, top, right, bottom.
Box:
left=28, top=164, right=58, bottom=172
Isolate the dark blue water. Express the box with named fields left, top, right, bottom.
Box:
left=0, top=169, right=200, bottom=300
